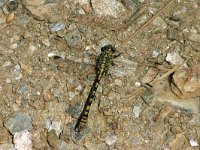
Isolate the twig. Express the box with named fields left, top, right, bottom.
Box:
left=117, top=0, right=176, bottom=50
left=126, top=64, right=181, bottom=102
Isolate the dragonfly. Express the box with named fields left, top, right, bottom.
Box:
left=74, top=45, right=120, bottom=132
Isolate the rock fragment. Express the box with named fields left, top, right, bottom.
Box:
left=165, top=52, right=185, bottom=66
left=4, top=112, right=32, bottom=135
left=32, top=130, right=48, bottom=149
left=171, top=65, right=200, bottom=98
left=47, top=129, right=59, bottom=148
left=154, top=106, right=172, bottom=122
left=0, top=126, right=11, bottom=144
left=49, top=22, right=65, bottom=32
left=13, top=130, right=32, bottom=150
left=105, top=133, right=118, bottom=146
left=169, top=133, right=186, bottom=150
left=91, top=0, right=125, bottom=18
left=21, top=0, right=61, bottom=21
left=187, top=33, right=200, bottom=43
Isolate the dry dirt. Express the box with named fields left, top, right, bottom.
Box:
left=0, top=0, right=200, bottom=150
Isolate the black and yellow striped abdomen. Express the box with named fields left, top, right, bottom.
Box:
left=74, top=77, right=100, bottom=132
left=75, top=45, right=116, bottom=132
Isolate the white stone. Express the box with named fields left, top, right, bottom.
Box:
left=190, top=139, right=198, bottom=147
left=133, top=105, right=141, bottom=117
left=48, top=52, right=57, bottom=57
left=76, top=85, right=83, bottom=92
left=135, top=81, right=141, bottom=87
left=68, top=91, right=75, bottom=98
left=48, top=121, right=63, bottom=136
left=152, top=50, right=160, bottom=57
left=13, top=130, right=32, bottom=150
left=166, top=52, right=187, bottom=67
left=91, top=0, right=125, bottom=18
left=105, top=134, right=118, bottom=145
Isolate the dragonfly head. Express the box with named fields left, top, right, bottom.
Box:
left=101, top=45, right=116, bottom=53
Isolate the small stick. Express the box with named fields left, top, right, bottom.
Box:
left=126, top=64, right=181, bottom=102
left=117, top=0, right=176, bottom=49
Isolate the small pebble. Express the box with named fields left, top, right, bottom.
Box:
left=187, top=33, right=200, bottom=43
left=14, top=64, right=21, bottom=71
left=0, top=126, right=10, bottom=144
left=78, top=8, right=85, bottom=15
left=32, top=131, right=47, bottom=149
left=17, top=85, right=29, bottom=94
left=12, top=34, right=21, bottom=41
left=154, top=106, right=172, bottom=122
left=56, top=140, right=68, bottom=150
left=2, top=61, right=12, bottom=67
left=189, top=139, right=198, bottom=147
left=14, top=14, right=31, bottom=25
left=188, top=116, right=200, bottom=126
left=108, top=92, right=116, bottom=100
left=132, top=105, right=141, bottom=117
left=5, top=78, right=11, bottom=83
left=6, top=12, right=14, bottom=24
left=42, top=90, right=53, bottom=101
left=13, top=71, right=23, bottom=81
left=64, top=30, right=82, bottom=48
left=83, top=57, right=90, bottom=64
left=169, top=133, right=186, bottom=150
left=105, top=134, right=118, bottom=146
left=42, top=38, right=51, bottom=46
left=68, top=91, right=75, bottom=98
left=167, top=28, right=179, bottom=41
left=51, top=88, right=61, bottom=98
left=2, top=4, right=9, bottom=14
left=152, top=50, right=160, bottom=57
left=49, top=22, right=65, bottom=32
left=171, top=65, right=200, bottom=98
left=13, top=130, right=32, bottom=150
left=142, top=67, right=158, bottom=83
left=135, top=81, right=141, bottom=87
left=91, top=0, right=125, bottom=18
left=137, top=14, right=147, bottom=24
left=0, top=84, right=2, bottom=91
left=48, top=52, right=57, bottom=58
left=48, top=121, right=62, bottom=136
left=82, top=4, right=91, bottom=13
left=121, top=0, right=138, bottom=11
left=47, top=129, right=59, bottom=148
left=174, top=6, right=187, bottom=16
left=47, top=52, right=65, bottom=60
left=153, top=16, right=167, bottom=29
left=21, top=63, right=32, bottom=74
left=115, top=79, right=123, bottom=86
left=165, top=52, right=184, bottom=65
left=10, top=43, right=18, bottom=49
left=75, top=85, right=83, bottom=92
left=29, top=44, right=37, bottom=54
left=13, top=104, right=20, bottom=111
left=4, top=112, right=32, bottom=134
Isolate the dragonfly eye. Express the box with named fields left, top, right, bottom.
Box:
left=101, top=45, right=115, bottom=52
left=111, top=46, right=116, bottom=53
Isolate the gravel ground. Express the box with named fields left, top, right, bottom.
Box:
left=0, top=0, right=200, bottom=150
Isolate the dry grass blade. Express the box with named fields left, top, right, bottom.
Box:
left=117, top=0, right=176, bottom=50
left=150, top=64, right=180, bottom=84
left=125, top=64, right=181, bottom=102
